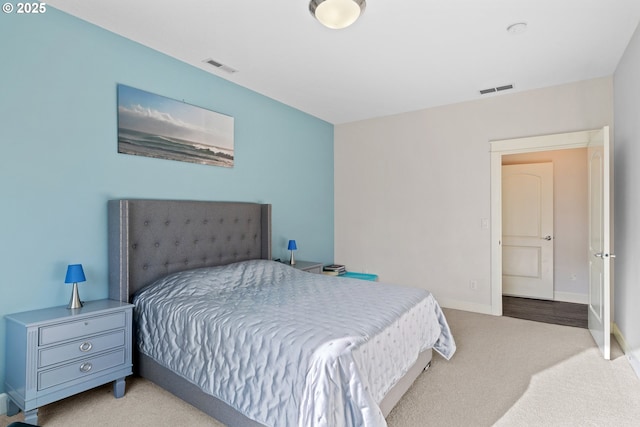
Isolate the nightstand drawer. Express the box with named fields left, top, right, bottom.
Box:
left=38, top=348, right=126, bottom=390
left=39, top=330, right=126, bottom=368
left=39, top=312, right=126, bottom=345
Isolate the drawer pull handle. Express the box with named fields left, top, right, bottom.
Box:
left=79, top=342, right=93, bottom=352
left=79, top=362, right=93, bottom=373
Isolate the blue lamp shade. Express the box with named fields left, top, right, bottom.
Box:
left=287, top=240, right=297, bottom=251
left=65, top=264, right=86, bottom=284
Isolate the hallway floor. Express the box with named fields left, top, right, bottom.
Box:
left=502, top=296, right=588, bottom=328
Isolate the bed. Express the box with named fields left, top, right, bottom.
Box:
left=108, top=199, right=455, bottom=427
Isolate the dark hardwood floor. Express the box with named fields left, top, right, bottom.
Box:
left=502, top=296, right=588, bottom=329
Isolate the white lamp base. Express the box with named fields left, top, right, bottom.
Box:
left=289, top=251, right=296, bottom=265
left=68, top=282, right=83, bottom=309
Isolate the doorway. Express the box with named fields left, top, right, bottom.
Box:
left=489, top=130, right=596, bottom=316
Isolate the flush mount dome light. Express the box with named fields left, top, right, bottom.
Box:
left=309, top=0, right=366, bottom=30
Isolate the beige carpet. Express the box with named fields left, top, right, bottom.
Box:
left=2, top=308, right=639, bottom=427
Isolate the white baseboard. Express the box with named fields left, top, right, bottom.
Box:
left=627, top=352, right=640, bottom=379
left=437, top=298, right=494, bottom=315
left=613, top=322, right=628, bottom=352
left=612, top=322, right=640, bottom=380
left=554, top=291, right=588, bottom=304
left=0, top=392, right=7, bottom=416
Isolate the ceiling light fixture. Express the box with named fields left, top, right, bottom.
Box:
left=309, top=0, right=366, bottom=30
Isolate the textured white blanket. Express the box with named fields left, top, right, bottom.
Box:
left=134, top=259, right=455, bottom=427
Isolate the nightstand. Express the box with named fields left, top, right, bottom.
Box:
left=291, top=260, right=323, bottom=274
left=4, top=299, right=133, bottom=425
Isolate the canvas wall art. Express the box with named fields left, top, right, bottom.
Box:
left=117, top=84, right=234, bottom=167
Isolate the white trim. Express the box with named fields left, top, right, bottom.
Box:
left=612, top=322, right=640, bottom=379
left=613, top=322, right=629, bottom=352
left=490, top=130, right=595, bottom=153
left=490, top=129, right=599, bottom=316
left=628, top=353, right=640, bottom=379
left=554, top=291, right=588, bottom=304
left=0, top=393, right=7, bottom=416
left=437, top=297, right=494, bottom=315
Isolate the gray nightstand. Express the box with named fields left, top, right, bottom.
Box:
left=4, top=299, right=133, bottom=425
left=291, top=260, right=323, bottom=274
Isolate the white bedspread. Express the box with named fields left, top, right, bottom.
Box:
left=133, top=259, right=455, bottom=427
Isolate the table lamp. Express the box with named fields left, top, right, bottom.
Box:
left=287, top=240, right=297, bottom=265
left=65, top=264, right=86, bottom=309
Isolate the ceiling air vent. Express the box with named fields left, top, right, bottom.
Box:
left=203, top=58, right=237, bottom=74
left=480, top=84, right=514, bottom=95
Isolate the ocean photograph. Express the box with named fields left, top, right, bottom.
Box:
left=117, top=85, right=234, bottom=167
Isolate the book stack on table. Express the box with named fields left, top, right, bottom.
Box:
left=323, top=264, right=346, bottom=275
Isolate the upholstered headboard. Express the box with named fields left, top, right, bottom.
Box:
left=108, top=199, right=272, bottom=303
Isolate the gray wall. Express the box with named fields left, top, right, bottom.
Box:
left=613, top=22, right=640, bottom=375
left=335, top=77, right=613, bottom=314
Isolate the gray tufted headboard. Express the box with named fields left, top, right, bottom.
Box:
left=108, top=199, right=272, bottom=303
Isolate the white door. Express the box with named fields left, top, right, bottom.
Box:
left=502, top=162, right=554, bottom=299
left=588, top=126, right=612, bottom=360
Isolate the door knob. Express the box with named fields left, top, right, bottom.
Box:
left=594, top=253, right=616, bottom=258
left=542, top=235, right=552, bottom=241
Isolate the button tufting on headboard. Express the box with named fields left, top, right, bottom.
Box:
left=108, top=199, right=272, bottom=303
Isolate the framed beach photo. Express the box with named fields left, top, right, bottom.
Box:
left=117, top=84, right=234, bottom=167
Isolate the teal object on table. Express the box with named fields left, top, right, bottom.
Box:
left=342, top=272, right=378, bottom=281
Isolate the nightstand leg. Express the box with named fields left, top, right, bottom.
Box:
left=24, top=408, right=38, bottom=425
left=113, top=377, right=126, bottom=398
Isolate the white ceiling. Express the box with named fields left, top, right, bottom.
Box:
left=47, top=0, right=640, bottom=124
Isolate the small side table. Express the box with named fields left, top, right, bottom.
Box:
left=4, top=299, right=133, bottom=425
left=290, top=260, right=323, bottom=274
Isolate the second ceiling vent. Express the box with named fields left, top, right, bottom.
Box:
left=480, top=84, right=514, bottom=95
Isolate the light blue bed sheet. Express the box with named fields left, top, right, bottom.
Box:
left=134, top=259, right=455, bottom=427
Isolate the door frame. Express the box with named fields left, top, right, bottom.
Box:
left=490, top=129, right=599, bottom=315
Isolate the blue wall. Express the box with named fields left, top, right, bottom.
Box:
left=0, top=9, right=334, bottom=394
